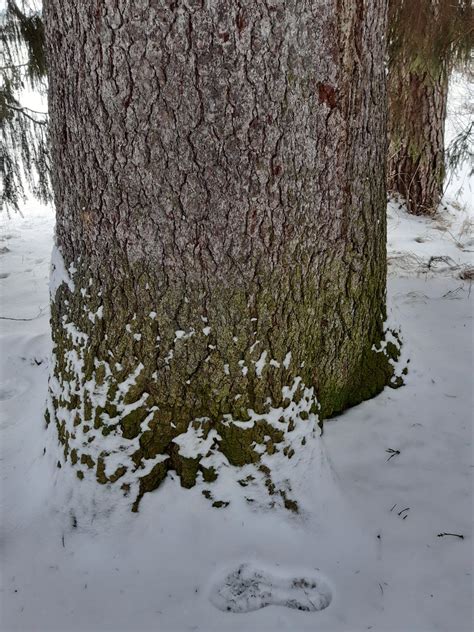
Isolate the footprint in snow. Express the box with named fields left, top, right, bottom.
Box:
left=209, top=563, right=332, bottom=613
left=0, top=273, right=10, bottom=279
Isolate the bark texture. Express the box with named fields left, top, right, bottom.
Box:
left=45, top=0, right=396, bottom=509
left=388, top=60, right=448, bottom=216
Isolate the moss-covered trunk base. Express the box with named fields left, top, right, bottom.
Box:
left=46, top=252, right=402, bottom=512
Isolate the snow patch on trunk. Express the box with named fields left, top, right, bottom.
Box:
left=49, top=244, right=75, bottom=297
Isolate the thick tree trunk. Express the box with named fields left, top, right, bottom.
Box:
left=45, top=0, right=395, bottom=510
left=388, top=61, right=448, bottom=216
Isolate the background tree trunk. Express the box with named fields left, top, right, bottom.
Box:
left=45, top=0, right=395, bottom=509
left=388, top=60, right=448, bottom=215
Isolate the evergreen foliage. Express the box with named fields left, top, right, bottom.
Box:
left=447, top=120, right=474, bottom=177
left=388, top=0, right=473, bottom=73
left=446, top=72, right=474, bottom=179
left=1, top=0, right=50, bottom=213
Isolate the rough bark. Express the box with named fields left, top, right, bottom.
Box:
left=388, top=60, right=448, bottom=216
left=44, top=0, right=396, bottom=510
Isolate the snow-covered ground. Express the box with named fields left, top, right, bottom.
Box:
left=1, top=97, right=473, bottom=631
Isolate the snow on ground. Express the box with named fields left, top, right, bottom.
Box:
left=1, top=89, right=473, bottom=631
left=1, top=193, right=472, bottom=632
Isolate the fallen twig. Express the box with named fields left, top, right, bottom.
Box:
left=426, top=255, right=459, bottom=271
left=441, top=285, right=464, bottom=299
left=0, top=316, right=38, bottom=321
left=0, top=307, right=46, bottom=321
left=386, top=448, right=401, bottom=462
left=437, top=532, right=464, bottom=539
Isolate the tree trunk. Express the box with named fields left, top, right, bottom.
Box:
left=388, top=60, right=448, bottom=216
left=44, top=0, right=395, bottom=510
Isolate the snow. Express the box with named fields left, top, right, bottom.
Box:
left=1, top=90, right=473, bottom=631
left=173, top=423, right=221, bottom=460
left=174, top=329, right=195, bottom=342
left=254, top=350, right=268, bottom=377
left=49, top=244, right=75, bottom=297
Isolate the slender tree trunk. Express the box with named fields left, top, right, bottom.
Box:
left=388, top=60, right=448, bottom=215
left=44, top=0, right=395, bottom=510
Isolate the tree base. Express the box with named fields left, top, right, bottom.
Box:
left=46, top=310, right=403, bottom=512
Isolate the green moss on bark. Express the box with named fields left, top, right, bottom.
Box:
left=217, top=420, right=284, bottom=467
left=132, top=461, right=168, bottom=512
left=320, top=340, right=401, bottom=419
left=121, top=407, right=148, bottom=440
left=49, top=248, right=398, bottom=511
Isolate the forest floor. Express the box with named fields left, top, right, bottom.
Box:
left=1, top=83, right=473, bottom=631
